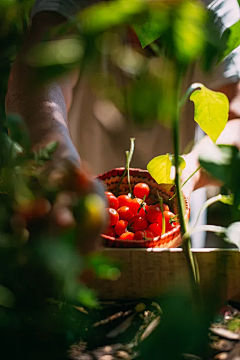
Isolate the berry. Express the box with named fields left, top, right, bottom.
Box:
left=118, top=206, right=134, bottom=221
left=148, top=223, right=162, bottom=236
left=133, top=183, right=150, bottom=200
left=105, top=192, right=119, bottom=210
left=146, top=204, right=162, bottom=223
left=119, top=232, right=134, bottom=240
left=107, top=208, right=119, bottom=226
left=118, top=194, right=132, bottom=208
left=129, top=215, right=148, bottom=233
left=115, top=220, right=128, bottom=236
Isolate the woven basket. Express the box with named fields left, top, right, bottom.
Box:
left=97, top=168, right=190, bottom=248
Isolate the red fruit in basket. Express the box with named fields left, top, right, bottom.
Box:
left=115, top=220, right=128, bottom=236
left=103, top=227, right=115, bottom=238
left=129, top=215, right=148, bottom=233
left=148, top=223, right=162, bottom=236
left=129, top=198, right=147, bottom=216
left=146, top=204, right=162, bottom=223
left=133, top=183, right=150, bottom=200
left=117, top=194, right=132, bottom=208
left=134, top=230, right=154, bottom=240
left=163, top=211, right=179, bottom=231
left=118, top=206, right=134, bottom=221
left=105, top=192, right=119, bottom=210
left=119, top=231, right=134, bottom=240
left=107, top=208, right=119, bottom=226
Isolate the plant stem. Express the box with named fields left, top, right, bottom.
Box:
left=172, top=70, right=199, bottom=285
left=182, top=225, right=226, bottom=242
left=126, top=151, right=132, bottom=196
left=181, top=165, right=202, bottom=189
left=192, top=194, right=231, bottom=229
left=116, top=138, right=135, bottom=196
left=178, top=82, right=202, bottom=108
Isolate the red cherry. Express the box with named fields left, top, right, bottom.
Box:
left=107, top=208, right=119, bottom=226
left=134, top=230, right=154, bottom=240
left=117, top=206, right=134, bottom=221
left=117, top=194, right=132, bottom=208
left=133, top=183, right=150, bottom=200
left=105, top=192, right=119, bottom=210
left=129, top=198, right=147, bottom=217
left=146, top=204, right=162, bottom=223
left=148, top=223, right=162, bottom=236
left=115, top=220, right=128, bottom=236
left=119, top=232, right=134, bottom=240
left=103, top=227, right=115, bottom=238
left=129, top=215, right=148, bottom=233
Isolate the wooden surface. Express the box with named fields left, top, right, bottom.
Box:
left=91, top=248, right=240, bottom=301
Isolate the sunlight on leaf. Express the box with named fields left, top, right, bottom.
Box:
left=174, top=1, right=206, bottom=64
left=79, top=0, right=146, bottom=34
left=219, top=20, right=240, bottom=62
left=225, top=222, right=240, bottom=249
left=147, top=154, right=186, bottom=184
left=190, top=84, right=229, bottom=143
left=220, top=194, right=234, bottom=205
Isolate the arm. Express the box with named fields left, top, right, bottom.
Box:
left=182, top=81, right=240, bottom=197
left=5, top=12, right=80, bottom=168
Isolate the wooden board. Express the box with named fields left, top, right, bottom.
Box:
left=90, top=248, right=240, bottom=301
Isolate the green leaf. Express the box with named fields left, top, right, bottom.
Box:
left=88, top=254, right=121, bottom=281
left=147, top=154, right=186, bottom=184
left=79, top=0, right=146, bottom=34
left=173, top=1, right=207, bottom=64
left=219, top=20, right=240, bottom=62
left=225, top=222, right=240, bottom=249
left=219, top=194, right=234, bottom=205
left=6, top=114, right=30, bottom=152
left=199, top=144, right=238, bottom=187
left=134, top=9, right=169, bottom=49
left=77, top=286, right=99, bottom=308
left=190, top=84, right=229, bottom=143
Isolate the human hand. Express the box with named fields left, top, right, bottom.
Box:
left=12, top=141, right=108, bottom=255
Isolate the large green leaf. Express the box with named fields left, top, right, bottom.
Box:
left=190, top=84, right=229, bottom=143
left=147, top=154, right=186, bottom=184
left=219, top=20, right=240, bottom=62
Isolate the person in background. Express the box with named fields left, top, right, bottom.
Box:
left=5, top=0, right=240, bottom=250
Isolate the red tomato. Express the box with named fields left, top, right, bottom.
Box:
left=133, top=183, right=150, bottom=200
left=146, top=204, right=162, bottom=223
left=115, top=220, right=128, bottom=236
left=107, top=208, right=119, bottom=226
left=118, top=194, right=132, bottom=208
left=148, top=223, right=162, bottom=236
left=134, top=230, right=154, bottom=240
left=119, top=232, right=134, bottom=240
left=103, top=227, right=115, bottom=238
left=118, top=206, right=134, bottom=221
left=163, top=211, right=179, bottom=231
left=105, top=192, right=119, bottom=210
left=129, top=215, right=148, bottom=233
left=129, top=198, right=147, bottom=217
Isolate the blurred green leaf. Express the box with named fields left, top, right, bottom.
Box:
left=190, top=84, right=229, bottom=143
left=6, top=114, right=30, bottom=152
left=0, top=285, right=15, bottom=308
left=147, top=154, right=186, bottom=184
left=219, top=194, right=234, bottom=205
left=225, top=222, right=240, bottom=249
left=33, top=141, right=58, bottom=164
left=77, top=286, right=99, bottom=308
left=219, top=20, right=240, bottom=62
left=173, top=1, right=207, bottom=64
left=88, top=253, right=121, bottom=281
left=199, top=144, right=238, bottom=187
left=79, top=0, right=146, bottom=34
left=134, top=8, right=169, bottom=48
